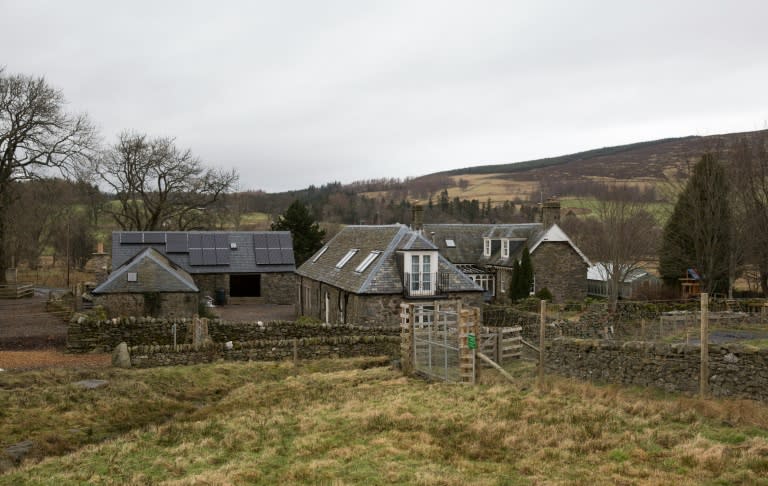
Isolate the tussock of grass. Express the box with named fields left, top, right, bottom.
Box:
left=2, top=358, right=768, bottom=484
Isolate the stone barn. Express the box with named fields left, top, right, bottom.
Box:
left=92, top=247, right=199, bottom=318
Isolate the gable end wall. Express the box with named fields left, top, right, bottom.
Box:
left=531, top=241, right=587, bottom=303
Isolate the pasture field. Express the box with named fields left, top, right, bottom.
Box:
left=2, top=357, right=768, bottom=485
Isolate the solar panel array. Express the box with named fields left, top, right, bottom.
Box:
left=188, top=233, right=231, bottom=266
left=118, top=231, right=294, bottom=268
left=253, top=233, right=294, bottom=265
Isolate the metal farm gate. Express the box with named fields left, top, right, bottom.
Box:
left=400, top=301, right=519, bottom=383
left=411, top=302, right=462, bottom=382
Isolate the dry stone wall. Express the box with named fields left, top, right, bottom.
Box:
left=67, top=315, right=399, bottom=353
left=546, top=339, right=768, bottom=401
left=129, top=335, right=399, bottom=368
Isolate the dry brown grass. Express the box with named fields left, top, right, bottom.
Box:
left=2, top=359, right=768, bottom=485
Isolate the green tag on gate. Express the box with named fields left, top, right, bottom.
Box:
left=467, top=333, right=477, bottom=350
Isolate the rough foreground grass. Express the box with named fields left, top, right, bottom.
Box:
left=2, top=358, right=768, bottom=485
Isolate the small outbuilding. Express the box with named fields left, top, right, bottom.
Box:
left=92, top=247, right=199, bottom=318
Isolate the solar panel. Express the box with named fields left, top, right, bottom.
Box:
left=267, top=249, right=283, bottom=264
left=215, top=249, right=230, bottom=265
left=202, top=249, right=217, bottom=265
left=166, top=233, right=188, bottom=253
left=278, top=233, right=292, bottom=249
left=188, top=233, right=202, bottom=249
left=280, top=249, right=295, bottom=265
left=253, top=233, right=267, bottom=249
left=254, top=248, right=269, bottom=265
left=143, top=232, right=166, bottom=244
left=189, top=249, right=203, bottom=265
left=266, top=233, right=281, bottom=248
left=202, top=234, right=215, bottom=249
left=121, top=233, right=142, bottom=244
left=215, top=234, right=228, bottom=248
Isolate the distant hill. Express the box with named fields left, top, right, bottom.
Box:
left=397, top=129, right=768, bottom=203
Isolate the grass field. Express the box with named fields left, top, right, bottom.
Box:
left=2, top=357, right=768, bottom=485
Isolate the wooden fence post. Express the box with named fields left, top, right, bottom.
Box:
left=700, top=293, right=709, bottom=399
left=538, top=299, right=546, bottom=391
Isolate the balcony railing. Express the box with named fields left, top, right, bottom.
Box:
left=404, top=272, right=451, bottom=298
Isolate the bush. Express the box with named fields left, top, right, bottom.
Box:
left=534, top=287, right=553, bottom=301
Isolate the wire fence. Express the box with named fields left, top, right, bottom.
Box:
left=484, top=297, right=768, bottom=345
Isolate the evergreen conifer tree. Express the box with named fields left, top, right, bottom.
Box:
left=272, top=200, right=326, bottom=266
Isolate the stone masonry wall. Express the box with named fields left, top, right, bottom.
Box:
left=262, top=273, right=296, bottom=305
left=67, top=315, right=399, bottom=353
left=93, top=293, right=198, bottom=319
left=546, top=339, right=768, bottom=401
left=128, top=335, right=399, bottom=368
left=531, top=242, right=587, bottom=303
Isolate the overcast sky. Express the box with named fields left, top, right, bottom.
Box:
left=2, top=1, right=767, bottom=192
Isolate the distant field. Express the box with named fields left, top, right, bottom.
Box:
left=2, top=358, right=768, bottom=484
left=560, top=197, right=673, bottom=224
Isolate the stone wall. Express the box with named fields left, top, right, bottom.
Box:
left=67, top=315, right=399, bottom=353
left=298, top=276, right=484, bottom=327
left=128, top=335, right=399, bottom=368
left=531, top=241, right=587, bottom=303
left=546, top=339, right=768, bottom=401
left=262, top=272, right=296, bottom=305
left=92, top=293, right=198, bottom=319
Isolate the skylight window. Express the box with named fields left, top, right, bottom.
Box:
left=312, top=246, right=328, bottom=263
left=355, top=251, right=381, bottom=273
left=336, top=249, right=359, bottom=269
left=445, top=239, right=456, bottom=248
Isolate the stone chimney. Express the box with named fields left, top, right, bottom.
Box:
left=541, top=197, right=561, bottom=227
left=411, top=205, right=424, bottom=232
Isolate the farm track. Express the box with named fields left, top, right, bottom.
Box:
left=0, top=294, right=109, bottom=370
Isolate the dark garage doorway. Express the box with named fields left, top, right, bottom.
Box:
left=230, top=274, right=261, bottom=297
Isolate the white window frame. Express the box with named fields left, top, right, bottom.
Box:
left=470, top=274, right=496, bottom=296
left=127, top=272, right=138, bottom=282
left=445, top=239, right=456, bottom=248
left=354, top=251, right=381, bottom=273
left=406, top=251, right=437, bottom=296
left=483, top=238, right=491, bottom=257
left=336, top=249, right=358, bottom=269
left=501, top=239, right=509, bottom=259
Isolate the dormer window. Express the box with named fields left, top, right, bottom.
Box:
left=336, top=249, right=358, bottom=269
left=501, top=239, right=510, bottom=258
left=405, top=251, right=438, bottom=296
left=483, top=238, right=491, bottom=257
left=355, top=251, right=381, bottom=273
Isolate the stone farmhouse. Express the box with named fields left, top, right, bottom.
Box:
left=93, top=231, right=296, bottom=317
left=422, top=200, right=591, bottom=304
left=295, top=225, right=484, bottom=327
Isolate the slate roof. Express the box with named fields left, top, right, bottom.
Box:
left=424, top=223, right=541, bottom=266
left=296, top=224, right=480, bottom=295
left=93, top=247, right=198, bottom=294
left=529, top=224, right=591, bottom=266
left=110, top=231, right=295, bottom=274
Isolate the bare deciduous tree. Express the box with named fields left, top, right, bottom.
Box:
left=0, top=70, right=96, bottom=283
left=564, top=187, right=660, bottom=309
left=731, top=134, right=768, bottom=294
left=95, top=132, right=238, bottom=230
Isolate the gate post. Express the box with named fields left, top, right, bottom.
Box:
left=459, top=308, right=477, bottom=384
left=400, top=303, right=414, bottom=375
